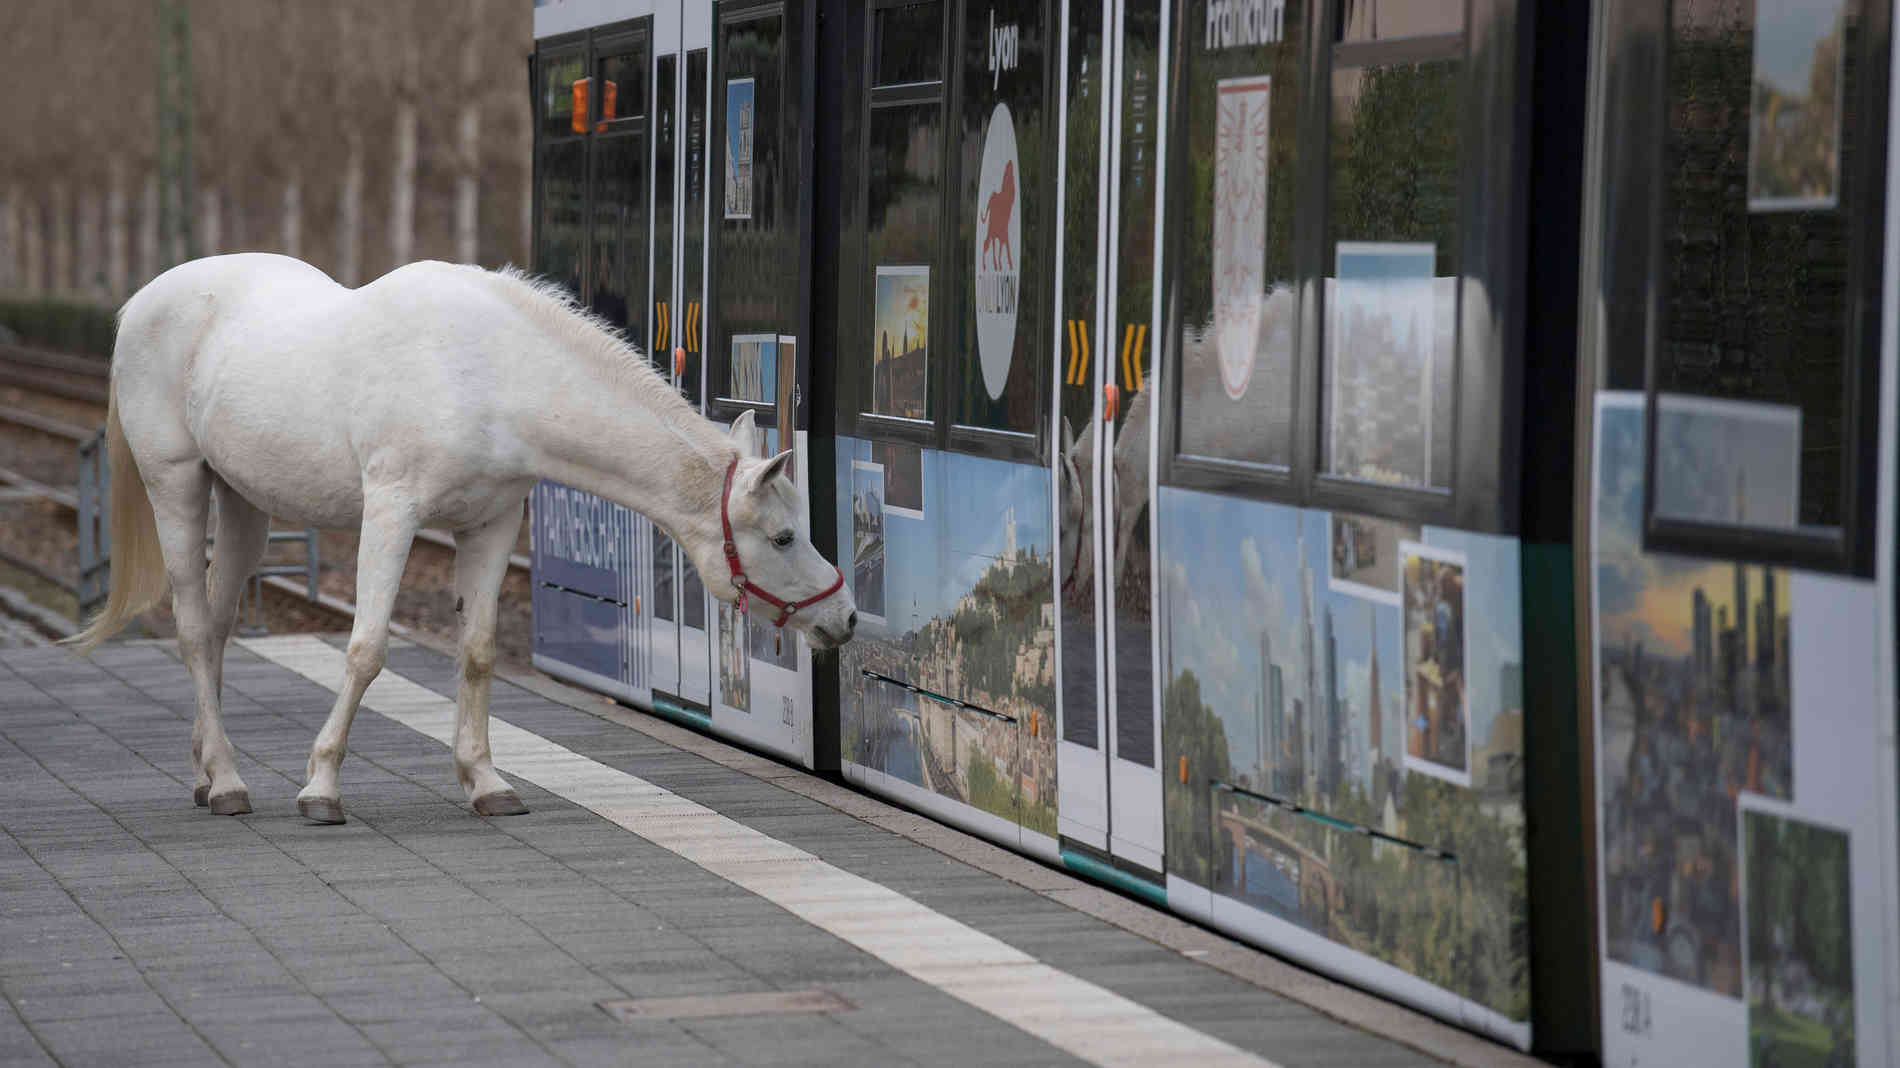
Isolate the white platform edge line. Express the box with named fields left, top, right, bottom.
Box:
left=239, top=635, right=1281, bottom=1068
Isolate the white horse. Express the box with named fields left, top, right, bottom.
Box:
left=67, top=253, right=856, bottom=823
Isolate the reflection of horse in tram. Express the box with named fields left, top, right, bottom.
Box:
left=1057, top=283, right=1301, bottom=602
left=1057, top=383, right=1152, bottom=598
left=1219, top=805, right=1340, bottom=935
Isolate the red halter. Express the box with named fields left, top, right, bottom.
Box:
left=721, top=456, right=845, bottom=627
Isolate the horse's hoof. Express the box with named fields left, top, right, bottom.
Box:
left=472, top=791, right=529, bottom=817
left=207, top=791, right=252, bottom=816
left=297, top=797, right=346, bottom=825
left=193, top=784, right=210, bottom=807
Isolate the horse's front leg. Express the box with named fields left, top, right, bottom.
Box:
left=452, top=500, right=528, bottom=816
left=296, top=493, right=418, bottom=825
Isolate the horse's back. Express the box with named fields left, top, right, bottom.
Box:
left=115, top=256, right=535, bottom=529
left=115, top=254, right=343, bottom=386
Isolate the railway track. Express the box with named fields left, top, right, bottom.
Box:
left=0, top=349, right=532, bottom=572
left=0, top=341, right=535, bottom=650
left=0, top=358, right=110, bottom=407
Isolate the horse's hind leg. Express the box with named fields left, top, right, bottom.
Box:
left=194, top=482, right=271, bottom=806
left=451, top=500, right=527, bottom=816
left=297, top=492, right=418, bottom=825
left=145, top=458, right=252, bottom=814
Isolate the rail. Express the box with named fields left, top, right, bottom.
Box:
left=1, top=411, right=528, bottom=573
left=0, top=403, right=93, bottom=442
left=0, top=344, right=111, bottom=378
left=0, top=366, right=110, bottom=406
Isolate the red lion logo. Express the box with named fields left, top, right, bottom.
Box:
left=979, top=161, right=1016, bottom=271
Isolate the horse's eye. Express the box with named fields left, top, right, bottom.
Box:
left=772, top=531, right=795, bottom=549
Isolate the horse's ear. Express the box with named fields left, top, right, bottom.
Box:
left=745, top=449, right=795, bottom=495
left=728, top=410, right=761, bottom=458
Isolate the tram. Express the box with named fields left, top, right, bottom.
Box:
left=526, top=0, right=1899, bottom=1061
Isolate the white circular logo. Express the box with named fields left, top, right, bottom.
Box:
left=973, top=103, right=1021, bottom=401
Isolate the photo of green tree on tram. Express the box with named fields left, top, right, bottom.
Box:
left=1745, top=809, right=1855, bottom=1068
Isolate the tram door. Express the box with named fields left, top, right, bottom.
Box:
left=705, top=0, right=819, bottom=765
left=1054, top=0, right=1165, bottom=881
left=528, top=20, right=655, bottom=704
left=648, top=4, right=716, bottom=711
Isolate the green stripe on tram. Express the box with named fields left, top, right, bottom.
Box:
left=650, top=694, right=711, bottom=730
left=1060, top=849, right=1168, bottom=908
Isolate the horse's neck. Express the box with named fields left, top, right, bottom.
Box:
left=518, top=351, right=733, bottom=551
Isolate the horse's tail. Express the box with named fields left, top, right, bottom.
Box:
left=63, top=383, right=167, bottom=654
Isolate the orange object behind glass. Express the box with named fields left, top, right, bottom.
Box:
left=569, top=78, right=590, bottom=133
left=599, top=80, right=618, bottom=130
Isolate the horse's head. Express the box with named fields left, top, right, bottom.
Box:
left=701, top=410, right=858, bottom=650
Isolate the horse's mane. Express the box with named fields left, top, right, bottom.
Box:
left=480, top=265, right=733, bottom=481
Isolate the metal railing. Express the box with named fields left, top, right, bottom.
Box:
left=75, top=429, right=110, bottom=621
left=77, top=427, right=320, bottom=635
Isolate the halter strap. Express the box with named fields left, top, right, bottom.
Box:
left=721, top=456, right=845, bottom=627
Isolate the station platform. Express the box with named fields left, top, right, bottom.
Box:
left=0, top=636, right=1545, bottom=1067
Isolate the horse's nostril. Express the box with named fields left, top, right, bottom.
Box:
left=847, top=611, right=858, bottom=632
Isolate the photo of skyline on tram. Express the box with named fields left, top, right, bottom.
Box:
left=1159, top=490, right=1528, bottom=1020
left=870, top=266, right=930, bottom=419
left=727, top=333, right=778, bottom=404
left=851, top=460, right=887, bottom=622
left=1654, top=395, right=1801, bottom=529
left=725, top=76, right=754, bottom=219
left=1327, top=242, right=1441, bottom=489
left=1594, top=396, right=1794, bottom=999
left=718, top=598, right=749, bottom=712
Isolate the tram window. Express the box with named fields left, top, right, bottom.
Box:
left=654, top=53, right=677, bottom=372
left=1319, top=57, right=1462, bottom=494
left=712, top=10, right=789, bottom=413
left=1165, top=0, right=1524, bottom=530
left=1169, top=0, right=1306, bottom=471
left=653, top=528, right=675, bottom=623
left=541, top=50, right=585, bottom=137
left=590, top=133, right=648, bottom=338
left=596, top=45, right=649, bottom=128
left=1642, top=0, right=1887, bottom=574
left=536, top=138, right=587, bottom=299
left=875, top=1, right=942, bottom=87
left=683, top=49, right=709, bottom=405
left=950, top=0, right=1046, bottom=439
left=862, top=103, right=943, bottom=424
